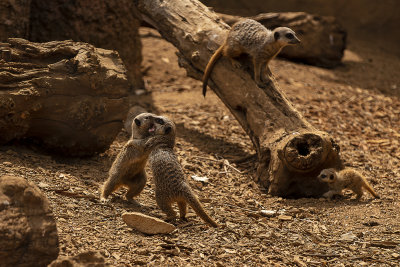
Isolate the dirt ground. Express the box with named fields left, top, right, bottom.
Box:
left=1, top=26, right=400, bottom=266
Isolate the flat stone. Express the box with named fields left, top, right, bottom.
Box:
left=122, top=212, right=176, bottom=235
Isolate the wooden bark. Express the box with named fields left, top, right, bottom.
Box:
left=134, top=0, right=342, bottom=197
left=219, top=12, right=347, bottom=68
left=0, top=38, right=149, bottom=156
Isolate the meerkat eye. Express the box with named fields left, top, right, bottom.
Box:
left=285, top=33, right=294, bottom=39
left=320, top=174, right=326, bottom=178
left=134, top=118, right=141, bottom=126
left=164, top=126, right=172, bottom=134
left=155, top=118, right=165, bottom=125
left=329, top=175, right=334, bottom=180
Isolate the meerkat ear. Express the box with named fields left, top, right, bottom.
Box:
left=134, top=118, right=141, bottom=126
left=164, top=126, right=172, bottom=134
left=274, top=32, right=280, bottom=41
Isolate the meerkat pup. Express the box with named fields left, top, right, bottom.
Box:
left=318, top=168, right=380, bottom=200
left=202, top=18, right=300, bottom=96
left=147, top=116, right=218, bottom=227
left=100, top=113, right=165, bottom=202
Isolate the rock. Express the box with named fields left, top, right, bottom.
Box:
left=0, top=0, right=31, bottom=41
left=259, top=210, right=277, bottom=217
left=122, top=212, right=176, bottom=235
left=0, top=175, right=59, bottom=267
left=340, top=232, right=357, bottom=242
left=29, top=0, right=144, bottom=89
left=0, top=38, right=138, bottom=156
left=49, top=251, right=108, bottom=267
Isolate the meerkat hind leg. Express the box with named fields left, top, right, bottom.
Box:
left=124, top=172, right=147, bottom=202
left=224, top=45, right=242, bottom=69
left=178, top=200, right=188, bottom=221
left=156, top=196, right=177, bottom=222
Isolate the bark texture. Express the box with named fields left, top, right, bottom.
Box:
left=219, top=12, right=346, bottom=68
left=0, top=175, right=59, bottom=267
left=0, top=38, right=141, bottom=156
left=29, top=0, right=144, bottom=89
left=134, top=0, right=342, bottom=197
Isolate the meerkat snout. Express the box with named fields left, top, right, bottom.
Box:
left=164, top=126, right=172, bottom=134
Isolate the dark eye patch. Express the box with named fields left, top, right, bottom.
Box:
left=329, top=174, right=334, bottom=180
left=134, top=118, right=141, bottom=126
left=320, top=174, right=326, bottom=178
left=155, top=118, right=165, bottom=125
left=285, top=33, right=294, bottom=39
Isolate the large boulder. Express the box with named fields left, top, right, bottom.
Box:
left=0, top=38, right=136, bottom=156
left=0, top=175, right=59, bottom=267
left=49, top=251, right=108, bottom=267
left=29, top=0, right=144, bottom=89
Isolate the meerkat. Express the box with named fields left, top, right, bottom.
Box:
left=124, top=105, right=148, bottom=137
left=318, top=168, right=380, bottom=200
left=100, top=112, right=165, bottom=202
left=147, top=116, right=219, bottom=227
left=202, top=18, right=300, bottom=96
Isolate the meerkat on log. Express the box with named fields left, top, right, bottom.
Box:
left=318, top=168, right=380, bottom=200
left=147, top=116, right=219, bottom=227
left=202, top=18, right=300, bottom=96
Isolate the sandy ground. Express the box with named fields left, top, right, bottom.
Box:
left=1, top=27, right=399, bottom=266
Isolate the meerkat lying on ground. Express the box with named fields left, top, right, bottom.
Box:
left=202, top=18, right=300, bottom=96
left=148, top=116, right=219, bottom=227
left=100, top=113, right=165, bottom=202
left=318, top=168, right=380, bottom=200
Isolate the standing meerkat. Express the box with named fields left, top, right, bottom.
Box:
left=100, top=113, right=165, bottom=202
left=318, top=168, right=380, bottom=200
left=202, top=18, right=300, bottom=96
left=148, top=116, right=219, bottom=227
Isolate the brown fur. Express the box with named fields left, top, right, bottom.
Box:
left=318, top=168, right=380, bottom=200
left=100, top=113, right=161, bottom=202
left=148, top=116, right=218, bottom=227
left=202, top=18, right=300, bottom=96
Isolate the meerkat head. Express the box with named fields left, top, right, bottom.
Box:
left=273, top=27, right=300, bottom=46
left=318, top=168, right=337, bottom=183
left=131, top=113, right=157, bottom=139
left=152, top=115, right=176, bottom=148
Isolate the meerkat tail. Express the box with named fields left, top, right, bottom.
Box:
left=362, top=181, right=380, bottom=199
left=202, top=44, right=224, bottom=97
left=184, top=191, right=218, bottom=227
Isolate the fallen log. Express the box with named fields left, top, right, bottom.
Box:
left=0, top=38, right=144, bottom=156
left=134, top=0, right=343, bottom=197
left=218, top=12, right=346, bottom=68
